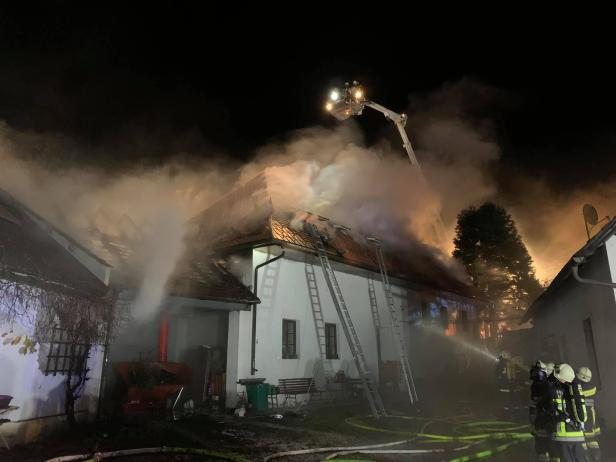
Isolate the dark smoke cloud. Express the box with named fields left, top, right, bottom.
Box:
left=1, top=77, right=613, bottom=298
left=405, top=79, right=616, bottom=281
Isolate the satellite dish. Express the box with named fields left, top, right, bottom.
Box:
left=583, top=204, right=599, bottom=226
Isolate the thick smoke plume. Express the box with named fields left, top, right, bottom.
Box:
left=0, top=122, right=237, bottom=319
left=1, top=78, right=614, bottom=313
left=503, top=179, right=616, bottom=281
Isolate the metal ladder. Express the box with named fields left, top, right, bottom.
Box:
left=369, top=238, right=419, bottom=404
left=367, top=278, right=383, bottom=381
left=368, top=277, right=381, bottom=331
left=306, top=223, right=387, bottom=418
left=305, top=262, right=335, bottom=380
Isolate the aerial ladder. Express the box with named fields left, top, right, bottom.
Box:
left=306, top=222, right=387, bottom=418
left=368, top=237, right=419, bottom=404
left=325, top=82, right=446, bottom=243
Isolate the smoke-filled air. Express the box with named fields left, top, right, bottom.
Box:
left=1, top=79, right=614, bottom=317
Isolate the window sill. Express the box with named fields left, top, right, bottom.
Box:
left=282, top=355, right=298, bottom=359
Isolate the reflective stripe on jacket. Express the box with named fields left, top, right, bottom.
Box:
left=546, top=378, right=586, bottom=442
left=581, top=384, right=601, bottom=437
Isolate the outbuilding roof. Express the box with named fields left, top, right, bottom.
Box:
left=522, top=216, right=616, bottom=322
left=0, top=188, right=109, bottom=299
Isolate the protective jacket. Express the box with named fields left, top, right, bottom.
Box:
left=580, top=382, right=600, bottom=438
left=543, top=376, right=587, bottom=442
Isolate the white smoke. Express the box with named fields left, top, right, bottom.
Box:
left=0, top=122, right=236, bottom=320
left=131, top=205, right=185, bottom=320
left=2, top=77, right=611, bottom=299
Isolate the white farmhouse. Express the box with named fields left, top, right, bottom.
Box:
left=187, top=173, right=479, bottom=408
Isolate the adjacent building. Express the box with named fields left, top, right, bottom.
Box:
left=0, top=189, right=111, bottom=445
left=523, top=217, right=616, bottom=427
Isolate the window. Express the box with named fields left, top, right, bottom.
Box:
left=582, top=318, right=602, bottom=389
left=282, top=319, right=297, bottom=359
left=44, top=326, right=89, bottom=376
left=325, top=323, right=338, bottom=359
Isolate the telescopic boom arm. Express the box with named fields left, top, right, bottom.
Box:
left=364, top=101, right=422, bottom=170
left=325, top=82, right=445, bottom=240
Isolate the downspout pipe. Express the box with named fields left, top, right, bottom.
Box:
left=571, top=256, right=616, bottom=288
left=251, top=246, right=285, bottom=375
left=96, top=298, right=115, bottom=420
left=158, top=310, right=169, bottom=362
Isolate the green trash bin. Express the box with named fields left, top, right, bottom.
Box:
left=245, top=383, right=269, bottom=412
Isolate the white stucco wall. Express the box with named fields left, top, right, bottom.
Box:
left=605, top=234, right=616, bottom=310
left=225, top=251, right=405, bottom=406
left=0, top=214, right=110, bottom=444
left=0, top=313, right=104, bottom=445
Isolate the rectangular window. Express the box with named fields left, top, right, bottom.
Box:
left=282, top=319, right=297, bottom=359
left=44, top=326, right=89, bottom=376
left=325, top=323, right=338, bottom=359
left=582, top=318, right=602, bottom=389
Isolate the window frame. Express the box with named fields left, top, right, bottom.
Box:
left=325, top=323, right=338, bottom=359
left=44, top=326, right=90, bottom=376
left=282, top=319, right=298, bottom=359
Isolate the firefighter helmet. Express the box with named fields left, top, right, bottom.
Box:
left=535, top=360, right=547, bottom=371
left=554, top=363, right=575, bottom=383
left=576, top=366, right=592, bottom=383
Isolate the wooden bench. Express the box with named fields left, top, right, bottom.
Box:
left=277, top=378, right=321, bottom=406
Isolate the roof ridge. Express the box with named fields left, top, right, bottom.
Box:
left=0, top=187, right=111, bottom=267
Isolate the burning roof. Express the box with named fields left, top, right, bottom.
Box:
left=166, top=259, right=259, bottom=304
left=84, top=207, right=259, bottom=304
left=189, top=172, right=474, bottom=298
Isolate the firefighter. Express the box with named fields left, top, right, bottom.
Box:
left=546, top=363, right=587, bottom=462
left=495, top=351, right=515, bottom=416
left=495, top=351, right=510, bottom=389
left=530, top=360, right=550, bottom=461
left=545, top=362, right=555, bottom=377
left=577, top=366, right=601, bottom=461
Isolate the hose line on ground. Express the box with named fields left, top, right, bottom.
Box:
left=263, top=440, right=413, bottom=462
left=46, top=446, right=251, bottom=462
left=323, top=441, right=486, bottom=460
left=447, top=438, right=531, bottom=462
left=342, top=415, right=533, bottom=462
left=345, top=416, right=532, bottom=441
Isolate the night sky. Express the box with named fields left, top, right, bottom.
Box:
left=1, top=8, right=615, bottom=192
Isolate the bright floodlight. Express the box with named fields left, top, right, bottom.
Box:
left=324, top=80, right=422, bottom=167
left=324, top=82, right=366, bottom=121
left=323, top=79, right=446, bottom=242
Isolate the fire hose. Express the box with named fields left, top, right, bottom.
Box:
left=46, top=446, right=251, bottom=462
left=264, top=416, right=532, bottom=462
left=344, top=415, right=533, bottom=461
left=45, top=417, right=531, bottom=462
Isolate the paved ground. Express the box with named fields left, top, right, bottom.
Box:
left=1, top=388, right=612, bottom=461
